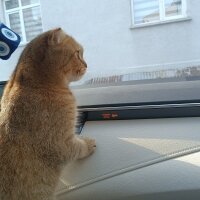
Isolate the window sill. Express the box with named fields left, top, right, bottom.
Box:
left=130, top=17, right=192, bottom=29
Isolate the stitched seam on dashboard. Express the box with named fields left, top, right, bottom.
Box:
left=57, top=145, right=200, bottom=195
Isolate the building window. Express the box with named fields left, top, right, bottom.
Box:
left=131, top=0, right=187, bottom=26
left=3, top=0, right=43, bottom=44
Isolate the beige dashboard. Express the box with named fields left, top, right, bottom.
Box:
left=56, top=117, right=200, bottom=200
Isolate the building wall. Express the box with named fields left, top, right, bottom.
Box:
left=0, top=0, right=200, bottom=81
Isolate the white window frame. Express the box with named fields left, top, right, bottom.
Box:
left=131, top=0, right=189, bottom=28
left=3, top=0, right=43, bottom=44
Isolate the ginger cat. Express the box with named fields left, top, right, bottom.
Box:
left=0, top=28, right=96, bottom=200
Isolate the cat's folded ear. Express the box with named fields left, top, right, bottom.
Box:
left=48, top=28, right=65, bottom=45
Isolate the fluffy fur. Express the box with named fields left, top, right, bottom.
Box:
left=0, top=28, right=96, bottom=200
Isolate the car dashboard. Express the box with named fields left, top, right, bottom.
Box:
left=1, top=81, right=200, bottom=200
left=56, top=81, right=200, bottom=199
left=55, top=104, right=200, bottom=200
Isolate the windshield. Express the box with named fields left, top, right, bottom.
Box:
left=0, top=0, right=200, bottom=105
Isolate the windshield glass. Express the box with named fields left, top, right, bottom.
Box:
left=0, top=0, right=200, bottom=104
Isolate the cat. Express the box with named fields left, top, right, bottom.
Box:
left=0, top=28, right=96, bottom=200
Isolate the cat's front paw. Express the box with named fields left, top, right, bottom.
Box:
left=82, top=137, right=96, bottom=156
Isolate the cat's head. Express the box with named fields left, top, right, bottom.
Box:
left=18, top=28, right=87, bottom=85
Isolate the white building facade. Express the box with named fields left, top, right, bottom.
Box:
left=0, top=0, right=200, bottom=84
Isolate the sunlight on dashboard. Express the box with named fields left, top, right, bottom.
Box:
left=175, top=152, right=200, bottom=168
left=118, top=137, right=200, bottom=155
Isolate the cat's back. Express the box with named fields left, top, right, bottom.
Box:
left=1, top=84, right=76, bottom=131
left=0, top=84, right=76, bottom=154
left=0, top=84, right=75, bottom=199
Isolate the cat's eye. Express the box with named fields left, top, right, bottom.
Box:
left=78, top=50, right=83, bottom=58
left=76, top=50, right=83, bottom=60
